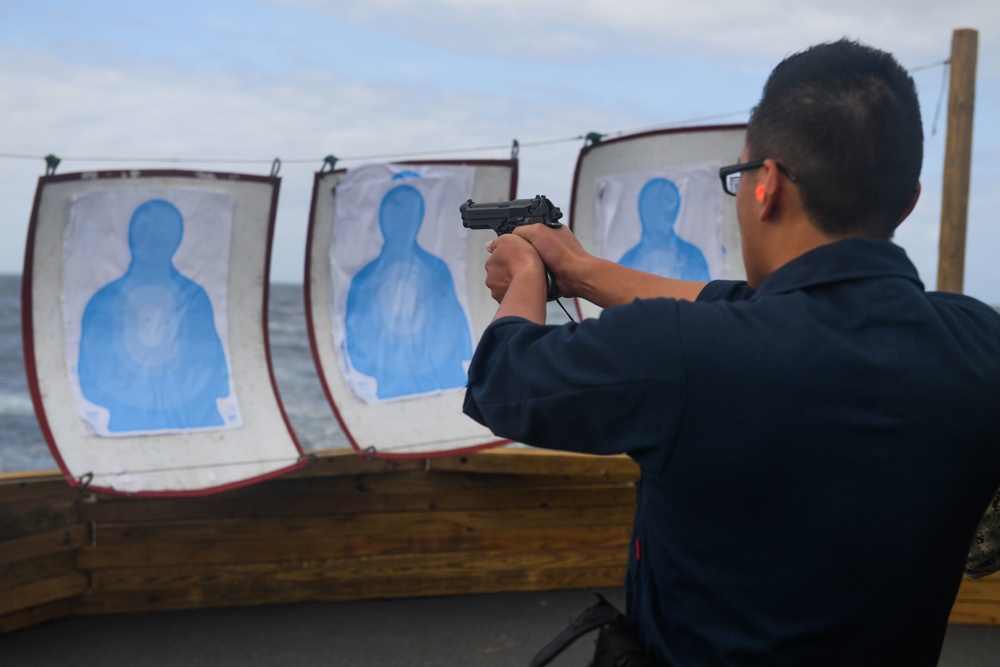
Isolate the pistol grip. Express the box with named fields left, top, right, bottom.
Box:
left=546, top=271, right=560, bottom=302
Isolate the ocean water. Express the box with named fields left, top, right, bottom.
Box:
left=0, top=274, right=348, bottom=472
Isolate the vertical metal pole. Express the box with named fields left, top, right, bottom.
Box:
left=937, top=28, right=978, bottom=293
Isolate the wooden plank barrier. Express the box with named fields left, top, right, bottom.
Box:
left=0, top=472, right=89, bottom=633
left=72, top=448, right=637, bottom=615
left=1, top=448, right=998, bottom=633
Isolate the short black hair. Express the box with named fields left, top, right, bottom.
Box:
left=746, top=39, right=923, bottom=238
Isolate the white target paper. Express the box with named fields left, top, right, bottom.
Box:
left=570, top=125, right=748, bottom=320
left=328, top=164, right=476, bottom=404
left=62, top=188, right=242, bottom=436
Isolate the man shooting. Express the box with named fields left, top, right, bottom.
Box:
left=463, top=39, right=1000, bottom=665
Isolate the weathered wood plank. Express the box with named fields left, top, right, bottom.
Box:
left=0, top=476, right=74, bottom=505
left=77, top=546, right=628, bottom=614
left=0, top=498, right=77, bottom=541
left=79, top=505, right=632, bottom=569
left=77, top=566, right=628, bottom=615
left=0, top=600, right=72, bottom=634
left=0, top=571, right=88, bottom=616
left=429, top=449, right=639, bottom=480
left=87, top=546, right=628, bottom=592
left=78, top=507, right=632, bottom=569
left=0, top=551, right=77, bottom=591
left=79, top=475, right=636, bottom=523
left=108, top=466, right=634, bottom=499
left=92, top=504, right=633, bottom=546
left=0, top=524, right=89, bottom=567
left=78, top=526, right=630, bottom=570
left=282, top=448, right=638, bottom=481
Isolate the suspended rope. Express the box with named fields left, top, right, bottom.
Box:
left=0, top=136, right=581, bottom=167
left=930, top=59, right=950, bottom=137
left=0, top=118, right=742, bottom=169
left=909, top=58, right=950, bottom=73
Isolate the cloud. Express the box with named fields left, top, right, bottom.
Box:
left=0, top=46, right=642, bottom=282
left=275, top=0, right=1000, bottom=65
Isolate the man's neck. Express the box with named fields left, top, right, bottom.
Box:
left=748, top=215, right=839, bottom=288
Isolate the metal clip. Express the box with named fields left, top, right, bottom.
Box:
left=76, top=471, right=94, bottom=494
left=44, top=154, right=61, bottom=177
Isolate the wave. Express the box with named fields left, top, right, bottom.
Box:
left=0, top=392, right=35, bottom=416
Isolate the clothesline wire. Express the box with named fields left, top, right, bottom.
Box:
left=909, top=58, right=950, bottom=73
left=83, top=455, right=312, bottom=480
left=0, top=111, right=752, bottom=168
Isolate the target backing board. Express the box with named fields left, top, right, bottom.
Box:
left=570, top=125, right=748, bottom=320
left=305, top=160, right=517, bottom=458
left=22, top=170, right=304, bottom=496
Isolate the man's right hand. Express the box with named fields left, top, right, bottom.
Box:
left=512, top=223, right=589, bottom=299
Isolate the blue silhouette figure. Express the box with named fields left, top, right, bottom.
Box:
left=618, top=178, right=710, bottom=281
left=344, top=181, right=472, bottom=400
left=78, top=199, right=232, bottom=432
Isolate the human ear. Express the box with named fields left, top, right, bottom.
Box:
left=755, top=159, right=783, bottom=219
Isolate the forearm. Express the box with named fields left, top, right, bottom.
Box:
left=483, top=233, right=549, bottom=324
left=514, top=224, right=707, bottom=307
left=492, top=268, right=547, bottom=324
left=567, top=255, right=708, bottom=308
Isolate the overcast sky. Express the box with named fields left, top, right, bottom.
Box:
left=2, top=1, right=998, bottom=303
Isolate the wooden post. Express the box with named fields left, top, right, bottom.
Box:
left=937, top=29, right=978, bottom=293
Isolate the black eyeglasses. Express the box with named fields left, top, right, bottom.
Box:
left=718, top=160, right=799, bottom=196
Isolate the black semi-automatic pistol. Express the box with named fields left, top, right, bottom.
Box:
left=460, top=195, right=564, bottom=301
left=459, top=195, right=563, bottom=236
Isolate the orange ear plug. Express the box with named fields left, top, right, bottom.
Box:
left=755, top=185, right=765, bottom=202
